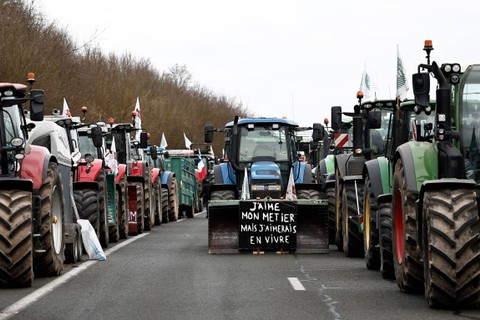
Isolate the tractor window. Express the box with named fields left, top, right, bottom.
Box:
left=3, top=105, right=23, bottom=146
left=459, top=65, right=480, bottom=181
left=78, top=134, right=98, bottom=158
left=239, top=126, right=289, bottom=162
left=368, top=109, right=393, bottom=157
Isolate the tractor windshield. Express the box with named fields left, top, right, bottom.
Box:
left=238, top=125, right=291, bottom=162
left=78, top=133, right=98, bottom=158
left=3, top=105, right=24, bottom=147
left=459, top=65, right=480, bottom=181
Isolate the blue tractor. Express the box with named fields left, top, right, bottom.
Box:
left=205, top=116, right=328, bottom=253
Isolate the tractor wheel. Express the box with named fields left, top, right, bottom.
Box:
left=97, top=172, right=109, bottom=248
left=334, top=171, right=343, bottom=252
left=363, top=175, right=380, bottom=270
left=153, top=179, right=162, bottom=226
left=392, top=159, right=423, bottom=292
left=144, top=182, right=154, bottom=231
left=168, top=177, right=179, bottom=222
left=109, top=189, right=120, bottom=243
left=297, top=189, right=321, bottom=200
left=65, top=228, right=82, bottom=264
left=74, top=189, right=100, bottom=236
left=186, top=197, right=195, bottom=218
left=34, top=162, right=65, bottom=277
left=210, top=190, right=235, bottom=200
left=136, top=183, right=145, bottom=234
left=0, top=190, right=33, bottom=287
left=341, top=180, right=364, bottom=257
left=326, top=186, right=336, bottom=245
left=118, top=176, right=129, bottom=239
left=161, top=188, right=169, bottom=223
left=423, top=189, right=480, bottom=308
left=378, top=201, right=395, bottom=280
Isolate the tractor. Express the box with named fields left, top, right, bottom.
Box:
left=0, top=75, right=66, bottom=287
left=204, top=116, right=328, bottom=253
left=391, top=40, right=480, bottom=308
left=362, top=99, right=435, bottom=279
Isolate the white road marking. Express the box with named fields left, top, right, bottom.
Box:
left=0, top=233, right=149, bottom=320
left=288, top=277, right=306, bottom=291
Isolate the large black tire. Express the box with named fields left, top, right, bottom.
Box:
left=74, top=189, right=100, bottom=237
left=97, top=173, right=109, bottom=248
left=161, top=188, right=169, bottom=223
left=334, top=172, right=343, bottom=252
left=423, top=189, right=480, bottom=308
left=392, top=159, right=423, bottom=292
left=363, top=175, right=380, bottom=270
left=378, top=201, right=395, bottom=280
left=65, top=228, right=82, bottom=264
left=144, top=182, right=154, bottom=231
left=0, top=190, right=33, bottom=287
left=136, top=183, right=145, bottom=234
left=341, top=180, right=364, bottom=257
left=210, top=190, right=235, bottom=200
left=34, top=162, right=65, bottom=277
left=153, top=179, right=162, bottom=226
left=297, top=189, right=321, bottom=200
left=168, top=177, right=179, bottom=222
left=326, top=186, right=336, bottom=245
left=118, top=176, right=129, bottom=239
left=109, top=189, right=120, bottom=243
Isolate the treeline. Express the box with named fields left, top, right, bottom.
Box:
left=0, top=0, right=250, bottom=152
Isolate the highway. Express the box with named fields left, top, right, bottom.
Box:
left=1, top=211, right=479, bottom=320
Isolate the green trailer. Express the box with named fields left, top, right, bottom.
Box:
left=165, top=149, right=198, bottom=218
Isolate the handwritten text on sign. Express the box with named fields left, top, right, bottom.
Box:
left=239, top=201, right=296, bottom=251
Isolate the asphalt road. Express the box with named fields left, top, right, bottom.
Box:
left=1, top=211, right=480, bottom=320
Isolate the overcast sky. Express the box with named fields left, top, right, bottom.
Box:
left=35, top=0, right=480, bottom=127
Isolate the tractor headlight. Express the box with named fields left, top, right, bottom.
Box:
left=10, top=137, right=23, bottom=147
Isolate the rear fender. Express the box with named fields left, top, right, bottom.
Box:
left=217, top=163, right=235, bottom=184
left=292, top=161, right=307, bottom=183
left=115, top=164, right=127, bottom=184
left=394, top=141, right=438, bottom=194
left=21, top=145, right=55, bottom=190
left=76, top=159, right=103, bottom=182
left=150, top=168, right=161, bottom=184
left=363, top=156, right=391, bottom=199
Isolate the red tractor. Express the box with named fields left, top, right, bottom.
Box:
left=0, top=75, right=65, bottom=287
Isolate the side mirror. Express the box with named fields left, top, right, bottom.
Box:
left=150, top=145, right=158, bottom=160
left=331, top=106, right=342, bottom=130
left=367, top=109, right=382, bottom=129
left=140, top=132, right=148, bottom=148
left=29, top=89, right=45, bottom=121
left=412, top=72, right=430, bottom=108
left=164, top=151, right=170, bottom=159
left=205, top=124, right=214, bottom=143
left=312, top=123, right=324, bottom=142
left=91, top=126, right=103, bottom=148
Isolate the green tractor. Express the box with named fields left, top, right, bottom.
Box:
left=331, top=92, right=389, bottom=257
left=391, top=40, right=480, bottom=308
left=362, top=99, right=435, bottom=278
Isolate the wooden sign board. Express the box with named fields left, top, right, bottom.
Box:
left=239, top=200, right=297, bottom=251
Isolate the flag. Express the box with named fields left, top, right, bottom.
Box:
left=160, top=132, right=168, bottom=149
left=106, top=137, right=118, bottom=174
left=240, top=167, right=250, bottom=200
left=184, top=132, right=192, bottom=149
left=62, top=98, right=71, bottom=117
left=396, top=45, right=409, bottom=101
left=195, top=150, right=207, bottom=182
left=133, top=97, right=141, bottom=141
left=359, top=64, right=372, bottom=99
left=285, top=169, right=297, bottom=200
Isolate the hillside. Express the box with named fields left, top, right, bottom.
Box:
left=0, top=0, right=250, bottom=152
